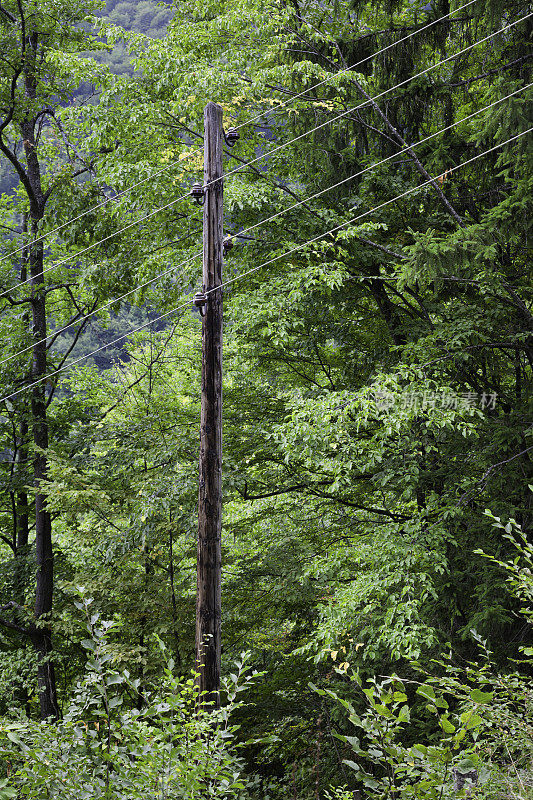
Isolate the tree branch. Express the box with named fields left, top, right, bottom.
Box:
left=0, top=3, right=16, bottom=23
left=239, top=482, right=309, bottom=500
left=45, top=306, right=97, bottom=406
left=0, top=602, right=30, bottom=636
left=0, top=533, right=16, bottom=552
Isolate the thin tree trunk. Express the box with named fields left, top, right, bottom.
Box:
left=21, top=81, right=59, bottom=716
left=347, top=74, right=465, bottom=227
left=28, top=213, right=58, bottom=720
left=11, top=215, right=31, bottom=714
left=16, top=214, right=29, bottom=556
left=15, top=421, right=29, bottom=554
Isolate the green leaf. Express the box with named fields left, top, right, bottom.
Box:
left=461, top=712, right=483, bottom=730
left=0, top=783, right=17, bottom=799
left=469, top=689, right=493, bottom=704
left=398, top=704, right=411, bottom=723
left=343, top=759, right=360, bottom=771
left=439, top=716, right=456, bottom=734
left=417, top=684, right=436, bottom=701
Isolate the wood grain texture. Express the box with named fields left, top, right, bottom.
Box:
left=196, top=101, right=223, bottom=706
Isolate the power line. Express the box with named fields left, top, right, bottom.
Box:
left=2, top=11, right=526, bottom=301
left=0, top=201, right=198, bottom=299
left=1, top=126, right=528, bottom=405
left=220, top=14, right=531, bottom=188
left=0, top=0, right=477, bottom=265
left=214, top=128, right=532, bottom=294
left=1, top=81, right=528, bottom=369
left=0, top=230, right=202, bottom=367
left=222, top=83, right=532, bottom=249
left=232, top=0, right=476, bottom=112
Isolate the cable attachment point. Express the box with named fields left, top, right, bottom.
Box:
left=190, top=182, right=206, bottom=205
left=193, top=290, right=207, bottom=316
left=224, top=128, right=240, bottom=147
left=223, top=235, right=234, bottom=255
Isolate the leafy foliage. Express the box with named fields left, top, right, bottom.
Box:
left=0, top=0, right=531, bottom=794
left=1, top=592, right=255, bottom=799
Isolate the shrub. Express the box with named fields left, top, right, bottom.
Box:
left=316, top=511, right=533, bottom=800
left=0, top=593, right=255, bottom=799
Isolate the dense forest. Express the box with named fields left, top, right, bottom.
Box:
left=0, top=0, right=531, bottom=797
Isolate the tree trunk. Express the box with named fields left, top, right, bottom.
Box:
left=16, top=214, right=30, bottom=556
left=21, top=68, right=59, bottom=715
left=29, top=213, right=59, bottom=720
left=13, top=214, right=30, bottom=602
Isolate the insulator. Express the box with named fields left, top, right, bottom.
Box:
left=190, top=183, right=205, bottom=204
left=225, top=128, right=240, bottom=147
left=193, top=291, right=207, bottom=315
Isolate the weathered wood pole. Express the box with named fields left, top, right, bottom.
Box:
left=196, top=102, right=223, bottom=706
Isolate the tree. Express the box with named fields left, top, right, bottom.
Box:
left=0, top=0, right=530, bottom=794
left=0, top=0, right=112, bottom=719
left=90, top=1, right=531, bottom=789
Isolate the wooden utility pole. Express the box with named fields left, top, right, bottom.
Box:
left=196, top=101, right=224, bottom=706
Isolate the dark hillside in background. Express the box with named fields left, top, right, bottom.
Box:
left=90, top=0, right=173, bottom=77
left=0, top=0, right=173, bottom=194
left=0, top=1, right=175, bottom=371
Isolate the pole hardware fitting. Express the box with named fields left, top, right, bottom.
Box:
left=193, top=290, right=207, bottom=316
left=222, top=235, right=233, bottom=255
left=224, top=127, right=240, bottom=147
left=190, top=182, right=206, bottom=205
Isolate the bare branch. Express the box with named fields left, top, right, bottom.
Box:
left=0, top=601, right=30, bottom=636
left=0, top=3, right=16, bottom=23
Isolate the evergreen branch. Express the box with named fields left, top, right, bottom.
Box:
left=458, top=446, right=533, bottom=506
left=449, top=56, right=533, bottom=87
left=283, top=23, right=466, bottom=226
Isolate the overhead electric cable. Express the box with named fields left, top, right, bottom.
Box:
left=221, top=83, right=532, bottom=249
left=0, top=81, right=528, bottom=369
left=0, top=242, right=203, bottom=367
left=2, top=11, right=527, bottom=300
left=214, top=128, right=533, bottom=293
left=1, top=126, right=528, bottom=405
left=1, top=82, right=529, bottom=368
left=0, top=0, right=477, bottom=265
left=0, top=200, right=197, bottom=299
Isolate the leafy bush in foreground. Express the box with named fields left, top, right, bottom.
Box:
left=0, top=593, right=254, bottom=799
left=317, top=512, right=533, bottom=800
